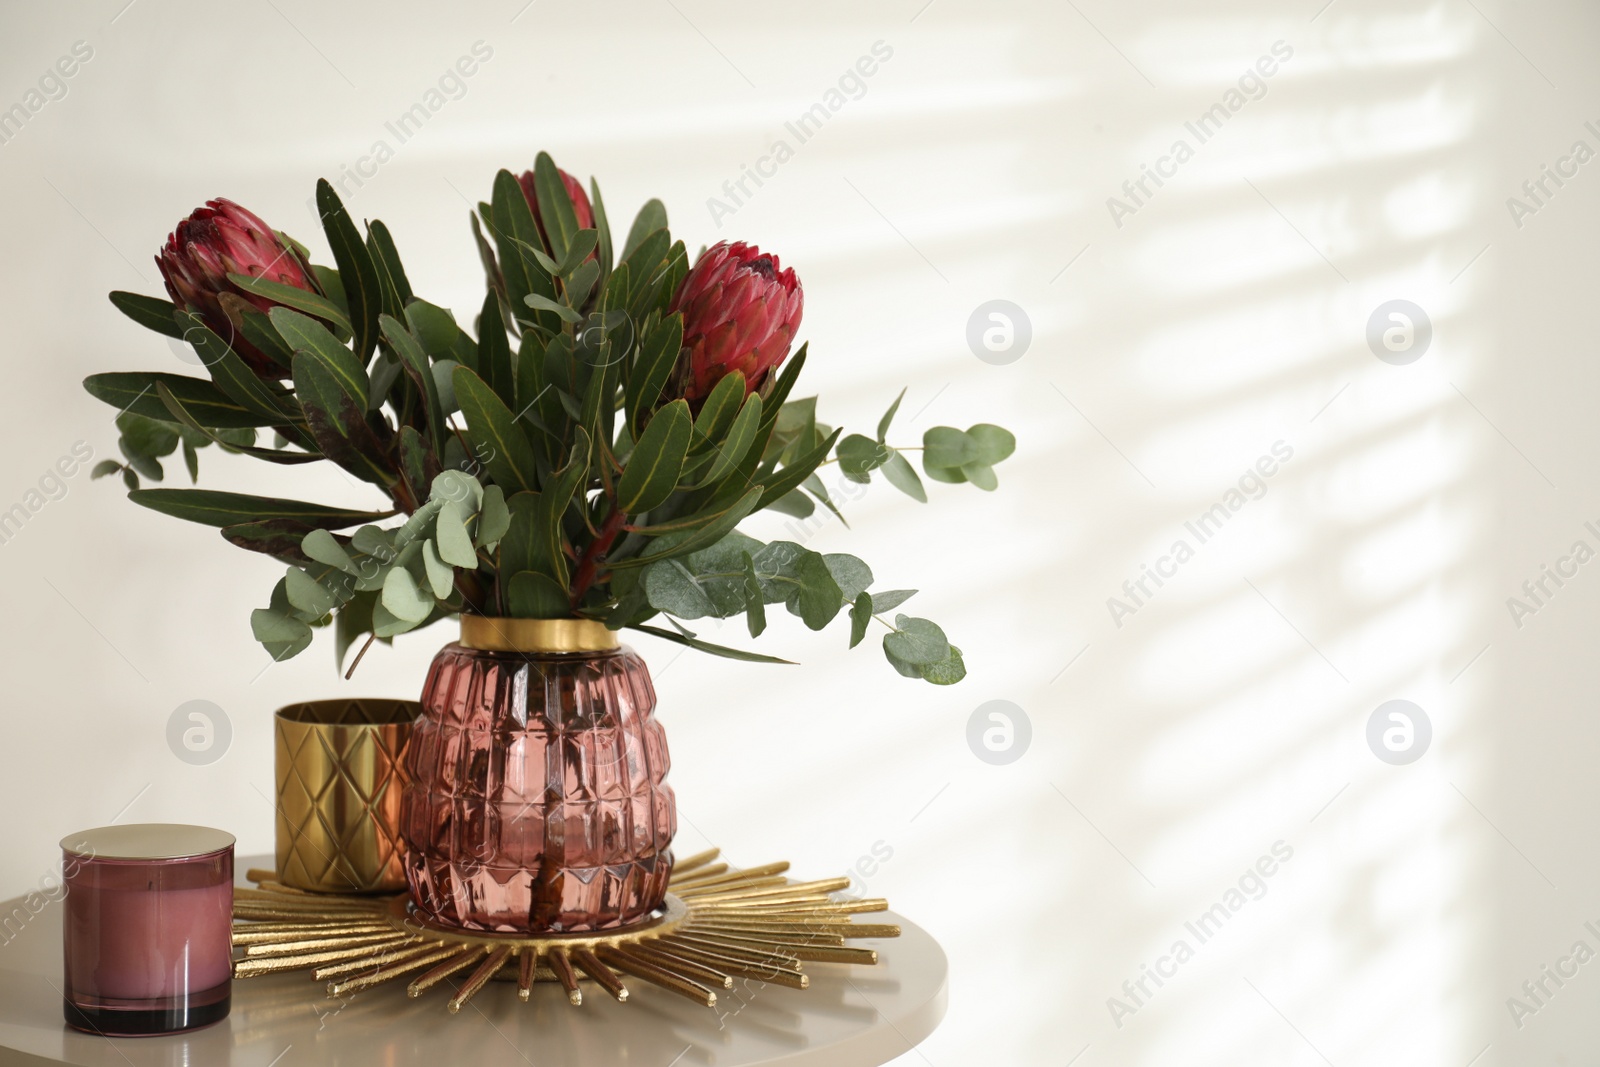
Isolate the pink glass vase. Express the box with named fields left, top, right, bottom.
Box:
left=400, top=618, right=676, bottom=933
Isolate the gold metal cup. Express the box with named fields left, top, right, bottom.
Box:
left=274, top=699, right=418, bottom=894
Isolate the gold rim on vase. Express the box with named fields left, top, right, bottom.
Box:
left=457, top=615, right=620, bottom=654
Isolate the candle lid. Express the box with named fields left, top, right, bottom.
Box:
left=61, top=823, right=235, bottom=861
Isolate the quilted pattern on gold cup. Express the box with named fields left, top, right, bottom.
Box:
left=274, top=699, right=418, bottom=893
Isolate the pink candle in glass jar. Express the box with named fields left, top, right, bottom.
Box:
left=61, top=824, right=234, bottom=1036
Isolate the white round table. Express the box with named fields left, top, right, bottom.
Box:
left=0, top=857, right=947, bottom=1066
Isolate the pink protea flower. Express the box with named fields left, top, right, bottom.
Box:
left=517, top=167, right=595, bottom=253
left=157, top=198, right=318, bottom=377
left=669, top=241, right=803, bottom=403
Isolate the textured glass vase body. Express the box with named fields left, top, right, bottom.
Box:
left=401, top=641, right=675, bottom=932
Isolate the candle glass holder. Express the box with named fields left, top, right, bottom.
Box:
left=61, top=824, right=234, bottom=1036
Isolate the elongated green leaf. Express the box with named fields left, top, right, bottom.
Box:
left=881, top=449, right=928, bottom=502
left=755, top=427, right=842, bottom=512
left=453, top=365, right=541, bottom=492
left=367, top=219, right=412, bottom=314
left=508, top=571, right=569, bottom=617
left=270, top=307, right=368, bottom=408
left=316, top=179, right=382, bottom=361
left=110, top=291, right=183, bottom=338
left=622, top=199, right=668, bottom=261
left=155, top=384, right=322, bottom=464
left=610, top=484, right=764, bottom=570
left=477, top=291, right=517, bottom=405
left=178, top=311, right=302, bottom=425
left=617, top=400, right=692, bottom=513
left=490, top=169, right=557, bottom=331
left=476, top=485, right=510, bottom=547
left=85, top=372, right=272, bottom=429
left=532, top=152, right=581, bottom=260
left=226, top=273, right=352, bottom=335
left=702, top=394, right=763, bottom=486
left=132, top=489, right=391, bottom=529
left=222, top=519, right=320, bottom=563
left=405, top=299, right=478, bottom=371
left=629, top=623, right=794, bottom=664
left=691, top=372, right=746, bottom=452
left=590, top=178, right=614, bottom=274
left=625, top=313, right=683, bottom=434
left=292, top=352, right=391, bottom=487
left=523, top=292, right=584, bottom=323
left=381, top=315, right=443, bottom=449
left=877, top=387, right=906, bottom=443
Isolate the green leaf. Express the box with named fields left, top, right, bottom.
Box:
left=837, top=433, right=892, bottom=481
left=156, top=383, right=323, bottom=465
left=871, top=589, right=918, bottom=613
left=765, top=489, right=815, bottom=519
left=508, top=570, right=569, bottom=617
left=316, top=179, right=382, bottom=361
left=622, top=199, right=668, bottom=261
left=625, top=314, right=683, bottom=434
left=476, top=485, right=510, bottom=547
left=371, top=599, right=423, bottom=639
left=382, top=566, right=434, bottom=623
left=925, top=463, right=968, bottom=485
left=285, top=567, right=337, bottom=617
left=702, top=393, right=763, bottom=486
left=968, top=424, right=1016, bottom=465
left=303, top=528, right=358, bottom=574
left=961, top=461, right=998, bottom=491
left=435, top=500, right=477, bottom=568
left=590, top=178, right=614, bottom=273
left=421, top=539, right=455, bottom=598
left=380, top=315, right=443, bottom=446
left=252, top=609, right=313, bottom=660
left=883, top=614, right=950, bottom=665
left=849, top=591, right=873, bottom=649
left=880, top=449, right=928, bottom=502
left=130, top=488, right=390, bottom=529
left=366, top=219, right=413, bottom=312
left=489, top=169, right=556, bottom=331
left=741, top=552, right=768, bottom=638
left=823, top=554, right=874, bottom=602
left=691, top=372, right=746, bottom=451
left=225, top=273, right=352, bottom=335
left=644, top=560, right=717, bottom=619
left=755, top=428, right=842, bottom=512
left=628, top=623, right=796, bottom=664
left=222, top=519, right=319, bottom=564
left=617, top=400, right=693, bottom=514
left=532, top=152, right=581, bottom=259
left=109, top=291, right=183, bottom=338
left=923, top=426, right=977, bottom=470
left=788, top=550, right=844, bottom=630
left=523, top=292, right=584, bottom=324
left=917, top=644, right=967, bottom=685
left=877, top=387, right=906, bottom=443
left=478, top=291, right=519, bottom=403
left=271, top=308, right=369, bottom=406
left=177, top=312, right=301, bottom=425
left=405, top=299, right=478, bottom=370
left=611, top=485, right=764, bottom=570
left=453, top=365, right=541, bottom=492
left=291, top=351, right=390, bottom=487
left=90, top=459, right=122, bottom=480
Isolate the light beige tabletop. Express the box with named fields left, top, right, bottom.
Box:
left=0, top=857, right=946, bottom=1067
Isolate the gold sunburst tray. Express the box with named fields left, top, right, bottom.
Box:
left=231, top=848, right=899, bottom=1014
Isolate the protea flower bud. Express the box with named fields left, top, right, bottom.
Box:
left=517, top=167, right=594, bottom=252
left=669, top=241, right=803, bottom=403
left=157, top=199, right=318, bottom=377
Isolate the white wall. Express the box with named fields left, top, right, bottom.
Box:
left=2, top=0, right=1597, bottom=1062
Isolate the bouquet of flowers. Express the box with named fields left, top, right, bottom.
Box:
left=84, top=153, right=1014, bottom=684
